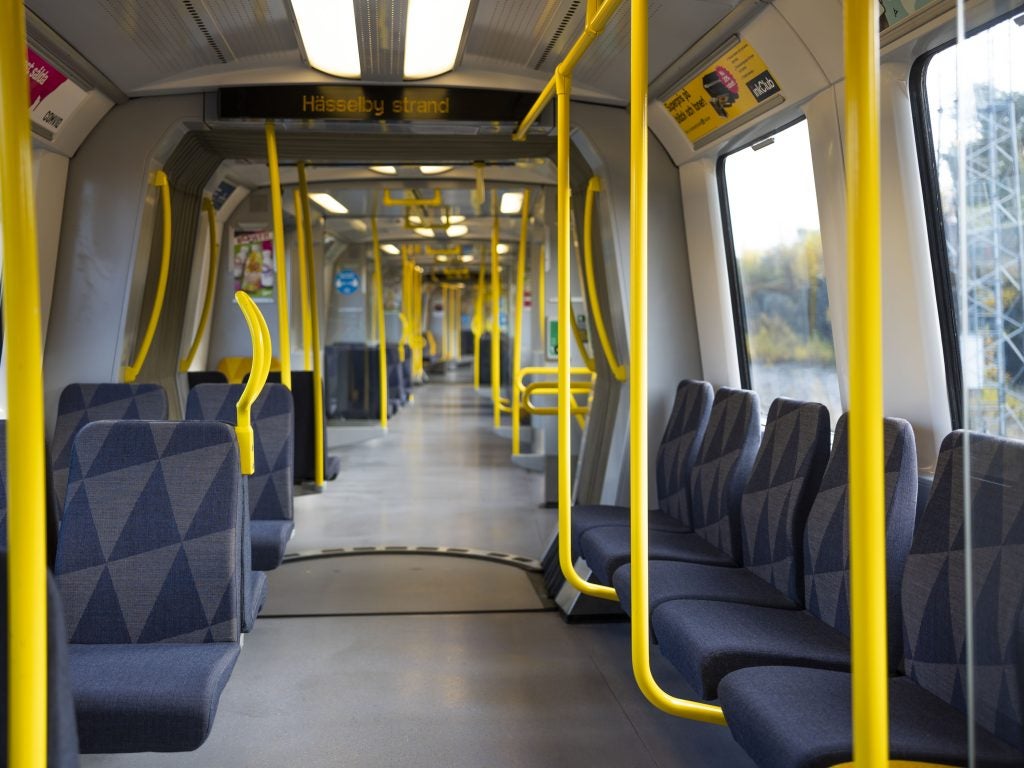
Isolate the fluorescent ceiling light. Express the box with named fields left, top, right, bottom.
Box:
left=420, top=165, right=453, bottom=175
left=382, top=243, right=400, bottom=255
left=435, top=254, right=450, bottom=262
left=496, top=243, right=510, bottom=255
left=403, top=0, right=473, bottom=80
left=444, top=214, right=466, bottom=225
left=500, top=192, right=524, bottom=215
left=459, top=254, right=475, bottom=263
left=446, top=224, right=469, bottom=238
left=370, top=165, right=397, bottom=175
left=414, top=227, right=435, bottom=238
left=290, top=0, right=361, bottom=78
left=309, top=193, right=348, bottom=215
left=408, top=215, right=423, bottom=225
left=350, top=219, right=368, bottom=232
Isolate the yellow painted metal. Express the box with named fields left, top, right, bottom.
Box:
left=124, top=170, right=172, bottom=383
left=425, top=329, right=437, bottom=358
left=296, top=162, right=325, bottom=486
left=511, top=189, right=531, bottom=455
left=627, top=0, right=726, bottom=724
left=264, top=122, right=291, bottom=389
left=234, top=292, right=271, bottom=476
left=294, top=187, right=312, bottom=371
left=371, top=214, right=389, bottom=429
left=383, top=189, right=442, bottom=207
left=512, top=0, right=625, bottom=141
left=473, top=265, right=485, bottom=388
left=583, top=177, right=627, bottom=381
left=555, top=68, right=617, bottom=602
left=415, top=267, right=425, bottom=380
left=180, top=198, right=219, bottom=372
left=833, top=763, right=959, bottom=768
left=442, top=286, right=450, bottom=361
left=568, top=302, right=596, bottom=372
left=538, top=244, right=546, bottom=347
left=490, top=192, right=502, bottom=429
left=845, top=0, right=887, bottom=764
left=1, top=1, right=48, bottom=761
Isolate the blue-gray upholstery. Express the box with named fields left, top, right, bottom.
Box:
left=718, top=430, right=1024, bottom=767
left=0, top=549, right=80, bottom=766
left=55, top=420, right=242, bottom=753
left=52, top=384, right=168, bottom=517
left=570, top=380, right=713, bottom=553
left=579, top=387, right=760, bottom=584
left=651, top=415, right=918, bottom=699
left=613, top=398, right=830, bottom=615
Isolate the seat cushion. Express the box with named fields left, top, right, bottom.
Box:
left=69, top=643, right=240, bottom=753
left=651, top=600, right=852, bottom=699
left=243, top=570, right=268, bottom=632
left=612, top=561, right=797, bottom=616
left=570, top=505, right=690, bottom=556
left=718, top=667, right=1024, bottom=768
left=251, top=519, right=294, bottom=571
left=579, top=527, right=735, bottom=585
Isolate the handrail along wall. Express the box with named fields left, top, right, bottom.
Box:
left=583, top=177, right=627, bottom=380
left=180, top=197, right=220, bottom=372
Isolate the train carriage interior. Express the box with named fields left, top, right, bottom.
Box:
left=2, top=0, right=1024, bottom=766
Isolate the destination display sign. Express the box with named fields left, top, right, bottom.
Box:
left=218, top=86, right=536, bottom=123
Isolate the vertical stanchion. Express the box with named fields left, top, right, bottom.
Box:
left=296, top=162, right=325, bottom=486
left=294, top=186, right=312, bottom=371
left=371, top=213, right=389, bottom=429
left=265, top=121, right=291, bottom=389
left=491, top=193, right=502, bottom=427
left=474, top=264, right=485, bottom=389
left=538, top=244, right=546, bottom=354
left=512, top=189, right=531, bottom=455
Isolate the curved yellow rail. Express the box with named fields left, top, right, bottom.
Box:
left=124, top=170, right=172, bottom=383
left=294, top=187, right=312, bottom=371
left=583, top=177, right=626, bottom=381
left=265, top=121, right=291, bottom=389
left=234, top=292, right=271, bottom=475
left=297, top=162, right=325, bottom=486
left=371, top=213, right=389, bottom=429
left=511, top=189, right=531, bottom=455
left=180, top=197, right=219, bottom=372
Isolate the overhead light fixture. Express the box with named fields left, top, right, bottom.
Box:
left=414, top=227, right=435, bottom=238
left=403, top=0, right=473, bottom=80
left=445, top=224, right=469, bottom=238
left=496, top=243, right=510, bottom=255
left=459, top=254, right=475, bottom=263
left=350, top=219, right=368, bottom=232
left=289, top=0, right=361, bottom=78
left=444, top=214, right=466, bottom=225
left=309, top=192, right=348, bottom=215
left=435, top=254, right=450, bottom=263
left=500, top=191, right=524, bottom=215
left=370, top=165, right=397, bottom=175
left=408, top=214, right=423, bottom=225
left=382, top=244, right=401, bottom=255
left=419, top=165, right=453, bottom=175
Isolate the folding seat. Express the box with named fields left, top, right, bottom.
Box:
left=56, top=420, right=243, bottom=753
left=613, top=398, right=830, bottom=615
left=651, top=415, right=917, bottom=699
left=579, top=387, right=761, bottom=585
left=718, top=430, right=1024, bottom=767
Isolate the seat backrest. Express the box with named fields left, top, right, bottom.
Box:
left=55, top=420, right=241, bottom=643
left=186, top=383, right=294, bottom=521
left=655, top=380, right=714, bottom=526
left=52, top=384, right=168, bottom=517
left=187, top=370, right=229, bottom=390
left=902, top=431, right=1024, bottom=751
left=803, top=414, right=918, bottom=662
left=739, top=398, right=831, bottom=604
left=688, top=387, right=761, bottom=563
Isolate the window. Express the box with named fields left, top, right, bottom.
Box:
left=918, top=13, right=1024, bottom=437
left=719, top=119, right=842, bottom=425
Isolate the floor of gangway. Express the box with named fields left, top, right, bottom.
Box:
left=82, top=372, right=755, bottom=768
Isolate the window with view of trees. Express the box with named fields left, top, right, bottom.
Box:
left=721, top=119, right=842, bottom=426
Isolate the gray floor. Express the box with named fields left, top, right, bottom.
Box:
left=82, top=374, right=756, bottom=767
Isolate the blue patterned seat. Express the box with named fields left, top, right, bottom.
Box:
left=570, top=380, right=714, bottom=555
left=613, top=398, right=831, bottom=615
left=719, top=430, right=1024, bottom=766
left=579, top=387, right=761, bottom=585
left=55, top=420, right=243, bottom=753
left=52, top=383, right=168, bottom=517
left=652, top=415, right=918, bottom=699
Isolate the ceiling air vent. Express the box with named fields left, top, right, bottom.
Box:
left=182, top=0, right=227, bottom=63
left=534, top=0, right=581, bottom=70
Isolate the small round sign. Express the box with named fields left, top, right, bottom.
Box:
left=334, top=269, right=360, bottom=295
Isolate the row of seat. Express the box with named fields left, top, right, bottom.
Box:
left=569, top=381, right=1024, bottom=766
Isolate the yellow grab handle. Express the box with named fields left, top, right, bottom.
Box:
left=235, top=292, right=271, bottom=475
left=297, top=162, right=325, bottom=486
left=125, top=170, right=172, bottom=383
left=583, top=177, right=626, bottom=381
left=383, top=189, right=442, bottom=207
left=180, top=197, right=219, bottom=372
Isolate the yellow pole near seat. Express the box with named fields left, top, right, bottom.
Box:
left=371, top=213, right=388, bottom=429
left=512, top=189, right=531, bottom=455
left=473, top=264, right=485, bottom=388
left=294, top=187, right=312, bottom=371
left=583, top=177, right=627, bottom=381
left=265, top=122, right=291, bottom=389
left=538, top=244, right=546, bottom=351
left=2, top=1, right=48, bottom=761
left=124, top=170, right=172, bottom=383
left=180, top=198, right=220, bottom=372
left=296, top=162, right=325, bottom=487
left=490, top=192, right=502, bottom=428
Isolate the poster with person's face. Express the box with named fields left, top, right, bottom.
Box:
left=232, top=231, right=275, bottom=301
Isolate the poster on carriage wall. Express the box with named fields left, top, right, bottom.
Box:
left=232, top=231, right=275, bottom=302
left=27, top=48, right=87, bottom=137
left=878, top=0, right=943, bottom=30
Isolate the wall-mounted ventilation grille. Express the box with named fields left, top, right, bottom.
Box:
left=182, top=0, right=227, bottom=63
left=534, top=0, right=580, bottom=69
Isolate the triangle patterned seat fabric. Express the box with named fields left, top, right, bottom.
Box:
left=55, top=420, right=242, bottom=644
left=52, top=384, right=168, bottom=518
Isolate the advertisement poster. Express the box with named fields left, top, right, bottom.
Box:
left=27, top=48, right=87, bottom=136
left=232, top=231, right=275, bottom=301
left=879, top=0, right=942, bottom=29
left=663, top=39, right=781, bottom=144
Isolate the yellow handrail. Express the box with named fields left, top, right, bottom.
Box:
left=180, top=197, right=219, bottom=372
left=568, top=300, right=597, bottom=372
left=583, top=177, right=627, bottom=381
left=442, top=286, right=450, bottom=361
left=234, top=292, right=271, bottom=475
left=2, top=1, right=48, bottom=761
left=512, top=0, right=625, bottom=141
left=473, top=265, right=485, bottom=388
left=124, top=170, right=172, bottom=383
left=265, top=121, right=291, bottom=390
left=512, top=189, right=531, bottom=455
left=383, top=189, right=442, bottom=207
left=627, top=0, right=726, bottom=724
left=425, top=329, right=437, bottom=358
left=516, top=365, right=592, bottom=390
left=294, top=187, right=312, bottom=371
left=538, top=244, right=546, bottom=348
left=490, top=191, right=502, bottom=429
left=297, top=162, right=325, bottom=486
left=846, top=0, right=887, bottom=764
left=371, top=213, right=389, bottom=428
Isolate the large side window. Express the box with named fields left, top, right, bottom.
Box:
left=719, top=119, right=842, bottom=425
left=917, top=14, right=1024, bottom=437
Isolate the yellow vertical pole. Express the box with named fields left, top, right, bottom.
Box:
left=512, top=189, right=531, bottom=455
left=474, top=264, right=485, bottom=388
left=2, top=1, right=47, bottom=762
left=491, top=192, right=502, bottom=428
left=442, top=285, right=450, bottom=362
left=371, top=214, right=389, bottom=429
left=538, top=244, right=546, bottom=352
left=414, top=267, right=424, bottom=380
left=265, top=121, right=291, bottom=389
left=846, top=0, right=887, bottom=764
left=294, top=185, right=312, bottom=371
left=296, top=162, right=325, bottom=486
left=456, top=287, right=463, bottom=359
